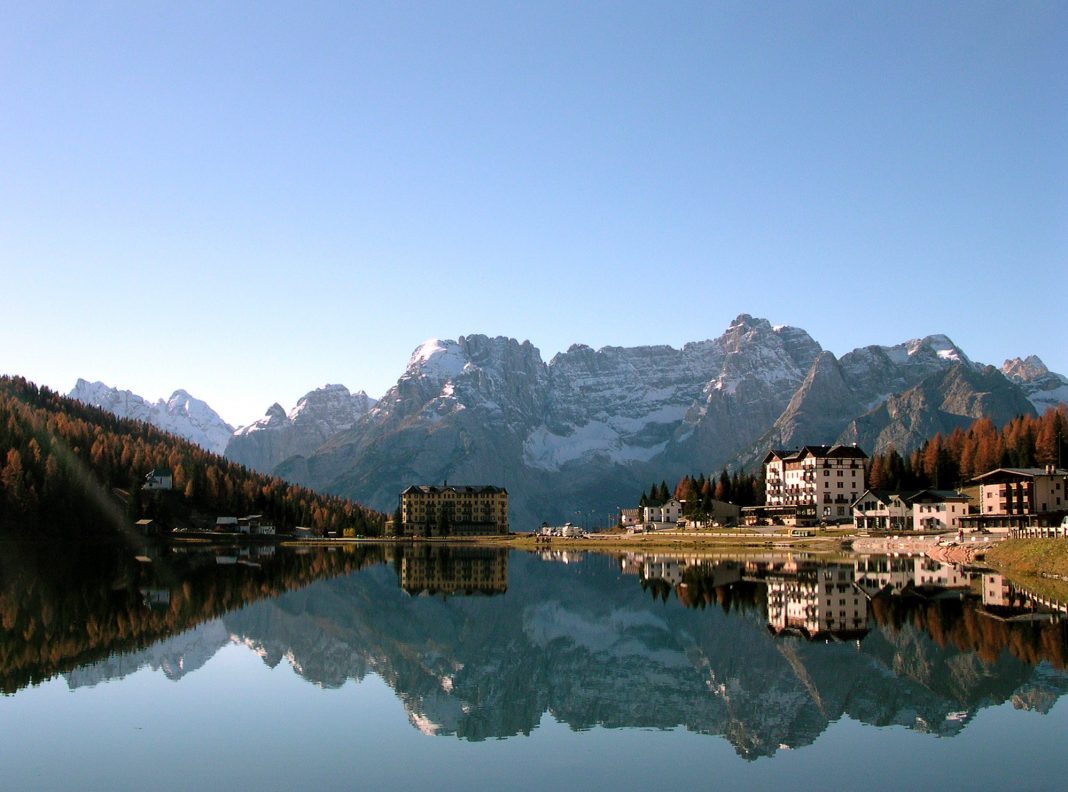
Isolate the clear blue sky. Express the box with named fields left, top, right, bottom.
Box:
left=3, top=2, right=1065, bottom=426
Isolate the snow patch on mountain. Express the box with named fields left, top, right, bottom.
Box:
left=408, top=339, right=468, bottom=381
left=524, top=421, right=670, bottom=470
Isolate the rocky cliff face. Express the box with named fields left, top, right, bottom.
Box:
left=734, top=336, right=1014, bottom=467
left=1002, top=356, right=1068, bottom=414
left=68, top=379, right=234, bottom=454
left=838, top=363, right=1037, bottom=454
left=225, top=384, right=376, bottom=474
left=277, top=316, right=828, bottom=527
left=280, top=316, right=1061, bottom=528
left=71, top=319, right=1067, bottom=528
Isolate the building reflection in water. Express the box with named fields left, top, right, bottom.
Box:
left=855, top=556, right=969, bottom=598
left=766, top=562, right=868, bottom=641
left=398, top=546, right=508, bottom=597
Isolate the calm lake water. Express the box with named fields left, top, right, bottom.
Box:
left=2, top=540, right=1067, bottom=791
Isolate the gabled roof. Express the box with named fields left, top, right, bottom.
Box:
left=970, top=467, right=1068, bottom=484
left=852, top=489, right=921, bottom=508
left=908, top=489, right=969, bottom=504
left=402, top=484, right=508, bottom=495
left=146, top=467, right=172, bottom=477
left=766, top=444, right=868, bottom=464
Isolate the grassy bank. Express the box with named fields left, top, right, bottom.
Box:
left=983, top=540, right=1068, bottom=605
left=985, top=539, right=1068, bottom=579
left=462, top=529, right=856, bottom=555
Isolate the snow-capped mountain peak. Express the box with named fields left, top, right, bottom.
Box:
left=69, top=379, right=234, bottom=454
left=225, top=384, right=377, bottom=474
left=407, top=339, right=468, bottom=381
left=1003, top=355, right=1050, bottom=381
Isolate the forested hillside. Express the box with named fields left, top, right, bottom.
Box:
left=866, top=407, right=1068, bottom=491
left=0, top=377, right=384, bottom=536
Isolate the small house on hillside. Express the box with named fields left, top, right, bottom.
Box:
left=143, top=468, right=173, bottom=491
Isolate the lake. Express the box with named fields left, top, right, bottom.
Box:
left=2, top=540, right=1067, bottom=791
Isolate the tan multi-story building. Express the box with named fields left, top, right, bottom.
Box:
left=763, top=444, right=868, bottom=523
left=400, top=483, right=509, bottom=537
left=973, top=467, right=1066, bottom=516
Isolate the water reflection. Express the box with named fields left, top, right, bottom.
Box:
left=2, top=542, right=1068, bottom=759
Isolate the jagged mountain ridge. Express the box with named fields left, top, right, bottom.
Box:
left=734, top=340, right=1037, bottom=469
left=71, top=317, right=1066, bottom=528
left=275, top=316, right=831, bottom=525
left=1002, top=355, right=1068, bottom=415
left=225, top=384, right=376, bottom=474
left=277, top=316, right=1061, bottom=528
left=69, top=378, right=234, bottom=455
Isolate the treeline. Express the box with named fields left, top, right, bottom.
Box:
left=0, top=376, right=385, bottom=536
left=867, top=406, right=1068, bottom=491
left=639, top=469, right=763, bottom=513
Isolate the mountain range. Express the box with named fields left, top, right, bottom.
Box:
left=69, top=315, right=1068, bottom=528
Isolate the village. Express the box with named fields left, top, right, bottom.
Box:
left=136, top=442, right=1068, bottom=547
left=614, top=444, right=1068, bottom=542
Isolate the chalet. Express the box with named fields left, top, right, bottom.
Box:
left=852, top=490, right=918, bottom=532
left=909, top=489, right=970, bottom=532
left=237, top=514, right=275, bottom=535
left=215, top=516, right=239, bottom=532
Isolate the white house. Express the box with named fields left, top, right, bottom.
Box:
left=143, top=467, right=173, bottom=491
left=215, top=516, right=239, bottom=532
left=910, top=489, right=970, bottom=532
left=852, top=490, right=916, bottom=532
left=643, top=498, right=683, bottom=525
left=560, top=522, right=584, bottom=538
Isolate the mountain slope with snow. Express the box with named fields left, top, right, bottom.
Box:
left=69, top=379, right=234, bottom=454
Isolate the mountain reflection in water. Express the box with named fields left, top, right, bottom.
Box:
left=2, top=542, right=1068, bottom=759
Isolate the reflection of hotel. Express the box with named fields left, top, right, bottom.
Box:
left=981, top=573, right=1068, bottom=618
left=400, top=548, right=508, bottom=596
left=766, top=562, right=868, bottom=640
